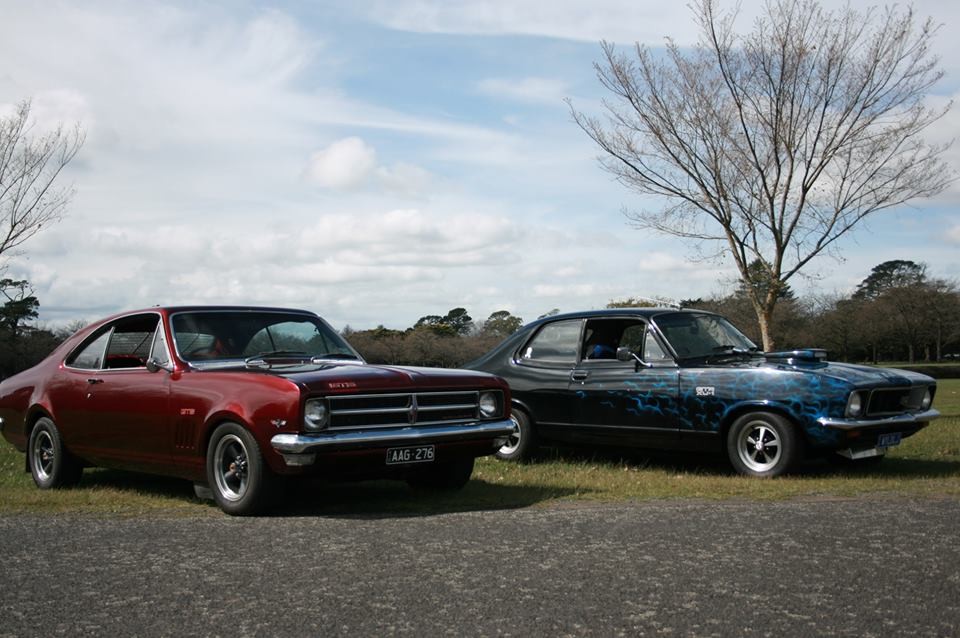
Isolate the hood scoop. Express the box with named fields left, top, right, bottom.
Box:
left=764, top=349, right=828, bottom=366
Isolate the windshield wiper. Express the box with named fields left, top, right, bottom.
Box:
left=245, top=351, right=311, bottom=368
left=312, top=352, right=359, bottom=361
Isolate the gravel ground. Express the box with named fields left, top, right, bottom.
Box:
left=1, top=497, right=958, bottom=637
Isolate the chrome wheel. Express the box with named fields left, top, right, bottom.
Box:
left=213, top=434, right=248, bottom=502
left=736, top=420, right=782, bottom=473
left=498, top=414, right=522, bottom=456
left=32, top=429, right=55, bottom=482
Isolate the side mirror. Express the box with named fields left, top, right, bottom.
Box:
left=616, top=347, right=652, bottom=370
left=146, top=358, right=172, bottom=373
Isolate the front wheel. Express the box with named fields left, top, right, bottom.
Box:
left=495, top=409, right=536, bottom=462
left=407, top=458, right=475, bottom=491
left=206, top=423, right=275, bottom=516
left=726, top=412, right=800, bottom=478
left=28, top=417, right=83, bottom=489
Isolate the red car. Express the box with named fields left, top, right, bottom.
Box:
left=0, top=306, right=513, bottom=515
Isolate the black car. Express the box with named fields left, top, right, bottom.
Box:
left=465, top=309, right=939, bottom=477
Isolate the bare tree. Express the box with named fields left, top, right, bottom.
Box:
left=571, top=0, right=954, bottom=350
left=0, top=99, right=85, bottom=264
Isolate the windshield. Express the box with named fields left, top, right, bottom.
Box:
left=171, top=311, right=359, bottom=365
left=652, top=312, right=758, bottom=361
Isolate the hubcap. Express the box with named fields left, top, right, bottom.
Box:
left=32, top=430, right=55, bottom=481
left=737, top=421, right=782, bottom=473
left=214, top=434, right=248, bottom=501
left=499, top=414, right=522, bottom=455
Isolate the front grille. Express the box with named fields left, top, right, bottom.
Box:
left=866, top=387, right=925, bottom=416
left=327, top=391, right=482, bottom=430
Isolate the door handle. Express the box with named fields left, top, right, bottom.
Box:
left=571, top=370, right=589, bottom=382
left=87, top=378, right=104, bottom=385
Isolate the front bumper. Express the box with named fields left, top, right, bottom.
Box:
left=817, top=408, right=940, bottom=430
left=270, top=419, right=515, bottom=466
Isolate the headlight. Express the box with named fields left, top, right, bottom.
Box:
left=921, top=388, right=933, bottom=410
left=479, top=392, right=500, bottom=418
left=304, top=398, right=329, bottom=431
left=846, top=392, right=864, bottom=418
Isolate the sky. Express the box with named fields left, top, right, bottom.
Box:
left=1, top=0, right=958, bottom=331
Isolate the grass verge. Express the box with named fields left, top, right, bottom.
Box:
left=2, top=381, right=957, bottom=517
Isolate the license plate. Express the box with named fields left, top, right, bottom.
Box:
left=877, top=432, right=902, bottom=448
left=386, top=445, right=435, bottom=465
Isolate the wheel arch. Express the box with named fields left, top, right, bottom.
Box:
left=717, top=401, right=806, bottom=452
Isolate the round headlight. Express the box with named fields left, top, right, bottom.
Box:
left=921, top=388, right=932, bottom=410
left=479, top=392, right=499, bottom=418
left=846, top=392, right=863, bottom=418
left=304, top=399, right=329, bottom=431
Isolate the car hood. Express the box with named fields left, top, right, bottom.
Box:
left=271, top=363, right=503, bottom=394
left=759, top=360, right=934, bottom=388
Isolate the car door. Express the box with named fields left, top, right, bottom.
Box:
left=63, top=314, right=172, bottom=469
left=566, top=318, right=680, bottom=447
left=510, top=318, right=584, bottom=429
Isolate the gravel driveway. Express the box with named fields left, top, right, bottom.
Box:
left=1, top=497, right=958, bottom=636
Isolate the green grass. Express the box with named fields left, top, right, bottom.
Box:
left=2, top=381, right=958, bottom=517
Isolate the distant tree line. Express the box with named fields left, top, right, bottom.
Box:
left=685, top=260, right=959, bottom=363
left=1, top=259, right=956, bottom=377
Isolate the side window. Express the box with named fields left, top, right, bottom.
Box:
left=66, top=330, right=111, bottom=370
left=104, top=314, right=160, bottom=369
left=518, top=320, right=582, bottom=366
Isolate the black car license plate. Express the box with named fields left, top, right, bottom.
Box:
left=386, top=445, right=435, bottom=465
left=877, top=432, right=902, bottom=448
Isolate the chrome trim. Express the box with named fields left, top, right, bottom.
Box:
left=818, top=409, right=940, bottom=430
left=271, top=419, right=516, bottom=455
left=0, top=416, right=4, bottom=433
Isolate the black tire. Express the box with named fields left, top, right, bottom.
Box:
left=495, top=409, right=536, bottom=462
left=726, top=412, right=800, bottom=478
left=206, top=423, right=275, bottom=516
left=28, top=417, right=83, bottom=489
left=407, top=457, right=475, bottom=492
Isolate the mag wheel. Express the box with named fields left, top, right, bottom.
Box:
left=207, top=423, right=274, bottom=516
left=28, top=417, right=82, bottom=489
left=495, top=409, right=536, bottom=462
left=727, top=412, right=800, bottom=478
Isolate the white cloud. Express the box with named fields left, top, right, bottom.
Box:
left=304, top=137, right=378, bottom=189
left=477, top=77, right=570, bottom=105
left=946, top=225, right=960, bottom=244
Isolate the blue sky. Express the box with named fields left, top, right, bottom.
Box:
left=1, top=0, right=958, bottom=330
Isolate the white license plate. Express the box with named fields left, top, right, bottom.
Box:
left=877, top=432, right=902, bottom=448
left=386, top=445, right=435, bottom=465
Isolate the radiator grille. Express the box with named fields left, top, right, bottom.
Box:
left=327, top=391, right=482, bottom=430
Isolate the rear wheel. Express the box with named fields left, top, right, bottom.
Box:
left=407, top=457, right=475, bottom=491
left=495, top=409, right=536, bottom=462
left=206, top=423, right=275, bottom=516
left=727, top=412, right=800, bottom=478
left=28, top=417, right=83, bottom=489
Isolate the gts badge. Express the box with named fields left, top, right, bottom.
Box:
left=695, top=386, right=716, bottom=397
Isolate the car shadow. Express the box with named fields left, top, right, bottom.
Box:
left=275, top=478, right=586, bottom=519
left=530, top=445, right=733, bottom=475
left=75, top=467, right=585, bottom=519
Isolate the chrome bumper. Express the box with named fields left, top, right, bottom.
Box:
left=270, top=419, right=515, bottom=466
left=818, top=408, right=940, bottom=430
